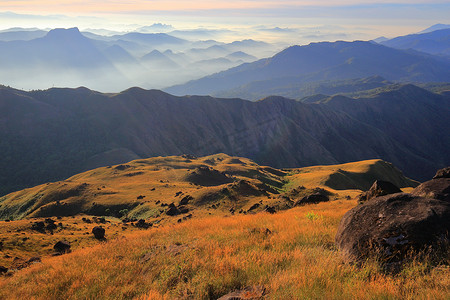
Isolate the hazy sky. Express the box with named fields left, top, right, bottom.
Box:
left=1, top=1, right=449, bottom=42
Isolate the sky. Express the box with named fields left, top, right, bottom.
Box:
left=0, top=1, right=449, bottom=43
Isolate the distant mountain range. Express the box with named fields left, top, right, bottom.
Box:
left=381, top=28, right=450, bottom=57
left=0, top=27, right=275, bottom=91
left=166, top=40, right=450, bottom=98
left=0, top=83, right=448, bottom=196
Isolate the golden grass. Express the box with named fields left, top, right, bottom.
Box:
left=0, top=155, right=418, bottom=223
left=1, top=200, right=448, bottom=300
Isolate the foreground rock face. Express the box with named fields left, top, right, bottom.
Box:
left=358, top=180, right=402, bottom=203
left=336, top=167, right=450, bottom=267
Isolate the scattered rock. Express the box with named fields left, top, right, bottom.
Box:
left=295, top=194, right=329, bottom=205
left=53, top=241, right=71, bottom=254
left=178, top=206, right=189, bottom=214
left=335, top=192, right=450, bottom=270
left=218, top=285, right=266, bottom=300
left=264, top=206, right=276, bottom=214
left=92, top=226, right=106, bottom=240
left=31, top=221, right=46, bottom=233
left=166, top=203, right=181, bottom=216
left=358, top=180, right=402, bottom=203
left=135, top=219, right=151, bottom=229
left=179, top=195, right=193, bottom=206
left=247, top=203, right=260, bottom=212
left=82, top=217, right=92, bottom=223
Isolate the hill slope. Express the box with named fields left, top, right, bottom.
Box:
left=0, top=154, right=418, bottom=221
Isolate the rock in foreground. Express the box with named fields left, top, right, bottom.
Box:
left=336, top=167, right=450, bottom=269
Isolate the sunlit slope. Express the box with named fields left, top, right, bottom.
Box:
left=0, top=155, right=417, bottom=221
left=286, top=159, right=419, bottom=196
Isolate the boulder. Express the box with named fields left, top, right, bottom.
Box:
left=31, top=221, right=46, bottom=233
left=179, top=195, right=193, bottom=206
left=411, top=168, right=450, bottom=201
left=295, top=194, right=329, bottom=205
left=166, top=203, right=181, bottom=216
left=53, top=241, right=71, bottom=253
left=358, top=180, right=402, bottom=203
left=0, top=266, right=8, bottom=274
left=92, top=226, right=105, bottom=240
left=336, top=193, right=450, bottom=268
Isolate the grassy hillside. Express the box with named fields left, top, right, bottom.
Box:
left=0, top=156, right=442, bottom=299
left=0, top=200, right=448, bottom=299
left=0, top=154, right=417, bottom=222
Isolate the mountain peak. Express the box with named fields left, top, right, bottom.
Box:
left=45, top=27, right=85, bottom=40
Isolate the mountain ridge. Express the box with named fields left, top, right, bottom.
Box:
left=0, top=83, right=448, bottom=196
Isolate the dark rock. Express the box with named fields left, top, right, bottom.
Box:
left=44, top=218, right=55, bottom=224
left=137, top=195, right=146, bottom=200
left=358, top=180, right=402, bottom=203
left=218, top=285, right=266, bottom=300
left=82, top=217, right=92, bottom=223
left=264, top=206, right=276, bottom=214
left=31, top=221, right=46, bottom=233
left=335, top=193, right=450, bottom=269
left=179, top=195, right=193, bottom=206
left=166, top=205, right=181, bottom=216
left=433, top=167, right=450, bottom=179
left=247, top=203, right=260, bottom=212
left=46, top=222, right=57, bottom=231
left=93, top=217, right=106, bottom=224
left=178, top=206, right=189, bottom=214
left=53, top=241, right=71, bottom=253
left=296, top=194, right=329, bottom=205
left=135, top=219, right=151, bottom=229
left=0, top=266, right=8, bottom=274
left=411, top=177, right=450, bottom=202
left=92, top=226, right=105, bottom=240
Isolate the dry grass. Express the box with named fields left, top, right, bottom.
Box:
left=1, top=200, right=448, bottom=300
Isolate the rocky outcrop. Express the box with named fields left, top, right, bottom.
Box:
left=336, top=167, right=450, bottom=270
left=411, top=168, right=450, bottom=201
left=358, top=180, right=402, bottom=203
